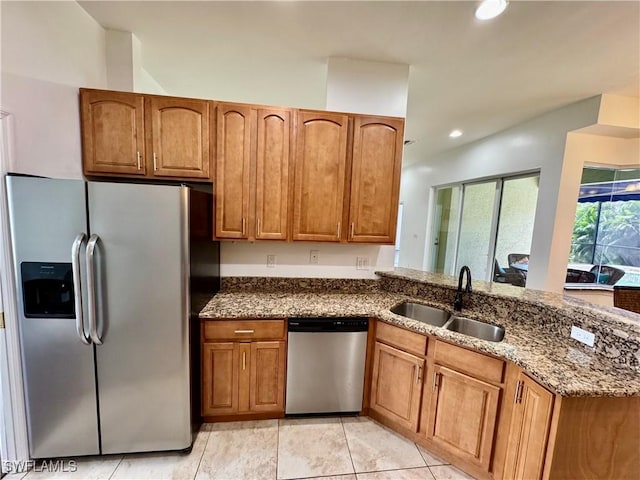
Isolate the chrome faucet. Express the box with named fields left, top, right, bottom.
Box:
left=453, top=266, right=472, bottom=312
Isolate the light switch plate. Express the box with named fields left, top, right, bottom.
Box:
left=309, top=250, right=319, bottom=264
left=571, top=325, right=595, bottom=347
left=266, top=255, right=276, bottom=268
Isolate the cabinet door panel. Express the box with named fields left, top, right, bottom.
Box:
left=202, top=343, right=239, bottom=416
left=293, top=111, right=348, bottom=242
left=428, top=365, right=500, bottom=470
left=370, top=342, right=424, bottom=431
left=249, top=341, right=286, bottom=412
left=216, top=104, right=252, bottom=238
left=255, top=109, right=291, bottom=240
left=504, top=374, right=554, bottom=480
left=149, top=97, right=210, bottom=179
left=81, top=90, right=145, bottom=176
left=349, top=117, right=404, bottom=244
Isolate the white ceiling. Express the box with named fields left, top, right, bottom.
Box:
left=79, top=0, right=640, bottom=165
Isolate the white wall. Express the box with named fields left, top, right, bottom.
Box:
left=326, top=57, right=409, bottom=117
left=1, top=1, right=108, bottom=179
left=221, top=242, right=394, bottom=279
left=398, top=96, right=603, bottom=291
left=105, top=29, right=167, bottom=95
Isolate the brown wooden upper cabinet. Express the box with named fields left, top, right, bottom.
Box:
left=147, top=96, right=210, bottom=179
left=80, top=89, right=211, bottom=181
left=254, top=108, right=292, bottom=240
left=292, top=110, right=349, bottom=242
left=214, top=104, right=293, bottom=240
left=215, top=103, right=253, bottom=239
left=348, top=116, right=404, bottom=244
left=81, top=90, right=146, bottom=176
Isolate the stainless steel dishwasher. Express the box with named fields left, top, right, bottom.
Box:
left=286, top=317, right=369, bottom=415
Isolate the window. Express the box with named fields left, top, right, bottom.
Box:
left=568, top=167, right=640, bottom=286
left=430, top=173, right=539, bottom=287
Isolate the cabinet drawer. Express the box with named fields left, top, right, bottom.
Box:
left=376, top=321, right=427, bottom=356
left=434, top=341, right=504, bottom=384
left=203, top=320, right=286, bottom=341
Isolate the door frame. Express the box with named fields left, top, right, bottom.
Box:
left=0, top=111, right=31, bottom=472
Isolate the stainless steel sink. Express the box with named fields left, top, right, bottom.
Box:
left=390, top=302, right=450, bottom=327
left=444, top=316, right=505, bottom=342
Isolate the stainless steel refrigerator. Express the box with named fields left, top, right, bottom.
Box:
left=6, top=176, right=219, bottom=458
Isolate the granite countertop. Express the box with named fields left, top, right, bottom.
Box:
left=199, top=271, right=640, bottom=398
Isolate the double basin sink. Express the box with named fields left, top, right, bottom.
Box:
left=390, top=302, right=505, bottom=342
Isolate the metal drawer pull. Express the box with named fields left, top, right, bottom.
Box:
left=242, top=352, right=246, bottom=370
left=432, top=372, right=439, bottom=391
left=234, top=329, right=255, bottom=334
left=513, top=380, right=523, bottom=404
left=350, top=222, right=355, bottom=239
left=153, top=152, right=158, bottom=171
left=337, top=222, right=341, bottom=238
left=136, top=151, right=142, bottom=170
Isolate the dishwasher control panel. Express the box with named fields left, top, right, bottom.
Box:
left=288, top=317, right=369, bottom=332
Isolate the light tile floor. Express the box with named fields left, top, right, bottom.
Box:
left=6, top=417, right=475, bottom=480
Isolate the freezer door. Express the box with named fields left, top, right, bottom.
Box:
left=6, top=176, right=99, bottom=458
left=87, top=182, right=191, bottom=454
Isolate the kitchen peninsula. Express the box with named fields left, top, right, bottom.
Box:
left=200, top=268, right=640, bottom=480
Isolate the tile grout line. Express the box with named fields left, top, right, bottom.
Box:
left=339, top=416, right=357, bottom=477
left=107, top=455, right=125, bottom=480
left=193, top=425, right=213, bottom=480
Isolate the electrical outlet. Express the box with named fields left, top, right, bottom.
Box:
left=310, top=250, right=319, bottom=264
left=356, top=256, right=370, bottom=270
left=266, top=255, right=276, bottom=268
left=571, top=325, right=595, bottom=347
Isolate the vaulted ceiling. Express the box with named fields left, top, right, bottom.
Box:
left=80, top=1, right=640, bottom=165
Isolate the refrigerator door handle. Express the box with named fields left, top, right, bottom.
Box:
left=72, top=233, right=90, bottom=345
left=86, top=234, right=103, bottom=345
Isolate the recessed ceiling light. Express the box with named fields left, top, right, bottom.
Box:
left=449, top=130, right=463, bottom=138
left=475, top=0, right=508, bottom=20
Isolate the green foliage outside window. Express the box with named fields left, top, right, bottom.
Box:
left=569, top=200, right=640, bottom=266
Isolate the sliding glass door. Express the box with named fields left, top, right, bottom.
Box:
left=455, top=181, right=500, bottom=280
left=430, top=173, right=539, bottom=285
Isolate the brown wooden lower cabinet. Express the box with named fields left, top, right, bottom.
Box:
left=502, top=372, right=554, bottom=480
left=201, top=320, right=286, bottom=420
left=370, top=341, right=424, bottom=431
left=202, top=340, right=285, bottom=418
left=425, top=364, right=500, bottom=471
